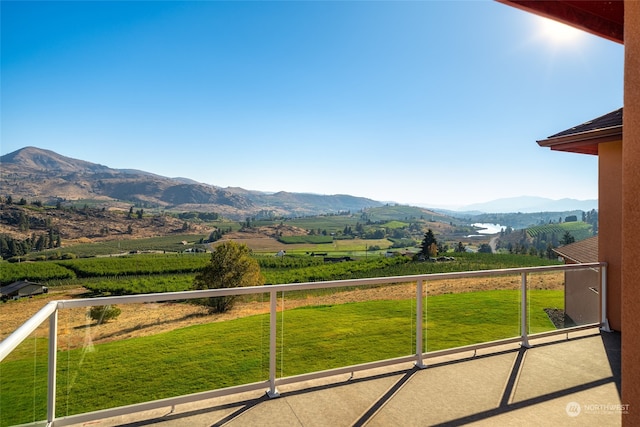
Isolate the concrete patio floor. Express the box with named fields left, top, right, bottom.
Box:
left=65, top=328, right=622, bottom=427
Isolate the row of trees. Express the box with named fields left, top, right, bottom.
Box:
left=497, top=229, right=576, bottom=258
left=0, top=231, right=61, bottom=259
left=423, top=227, right=577, bottom=259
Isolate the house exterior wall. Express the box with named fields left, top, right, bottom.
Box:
left=623, top=1, right=640, bottom=424
left=599, top=141, right=622, bottom=331
left=564, top=269, right=600, bottom=325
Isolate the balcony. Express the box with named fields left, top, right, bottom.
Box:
left=0, top=263, right=622, bottom=426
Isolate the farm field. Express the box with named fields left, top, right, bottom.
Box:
left=34, top=234, right=210, bottom=258
left=526, top=221, right=593, bottom=241
left=212, top=236, right=393, bottom=255
left=1, top=251, right=560, bottom=292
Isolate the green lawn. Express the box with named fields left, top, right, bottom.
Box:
left=0, top=289, right=562, bottom=427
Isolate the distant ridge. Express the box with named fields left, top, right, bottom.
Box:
left=0, top=146, right=110, bottom=174
left=460, top=196, right=597, bottom=214
left=0, top=146, right=383, bottom=219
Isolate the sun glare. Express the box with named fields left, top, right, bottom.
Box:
left=537, top=17, right=584, bottom=45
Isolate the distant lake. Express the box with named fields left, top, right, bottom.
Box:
left=469, top=223, right=505, bottom=235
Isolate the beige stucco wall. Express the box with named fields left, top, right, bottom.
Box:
left=599, top=141, right=622, bottom=331
left=623, top=1, right=640, bottom=424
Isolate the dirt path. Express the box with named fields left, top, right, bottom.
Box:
left=489, top=235, right=499, bottom=253
left=1, top=272, right=564, bottom=350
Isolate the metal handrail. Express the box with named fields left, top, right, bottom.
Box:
left=0, top=262, right=608, bottom=427
left=52, top=262, right=604, bottom=309
left=0, top=300, right=57, bottom=360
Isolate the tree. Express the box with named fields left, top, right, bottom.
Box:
left=18, top=213, right=29, bottom=232
left=193, top=241, right=264, bottom=313
left=454, top=242, right=466, bottom=253
left=35, top=235, right=45, bottom=251
left=560, top=231, right=575, bottom=245
left=478, top=243, right=492, bottom=253
left=420, top=229, right=438, bottom=257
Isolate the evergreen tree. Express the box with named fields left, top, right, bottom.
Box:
left=420, top=229, right=438, bottom=257
left=560, top=231, right=575, bottom=245
left=35, top=235, right=45, bottom=251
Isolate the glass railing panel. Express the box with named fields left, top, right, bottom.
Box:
left=528, top=267, right=600, bottom=334
left=56, top=294, right=268, bottom=418
left=0, top=326, right=49, bottom=427
left=425, top=273, right=521, bottom=352
left=276, top=282, right=416, bottom=378
left=526, top=270, right=565, bottom=334
left=565, top=266, right=601, bottom=326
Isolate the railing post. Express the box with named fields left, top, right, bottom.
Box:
left=415, top=279, right=426, bottom=369
left=267, top=290, right=280, bottom=398
left=521, top=272, right=531, bottom=348
left=47, top=308, right=58, bottom=425
left=600, top=264, right=612, bottom=332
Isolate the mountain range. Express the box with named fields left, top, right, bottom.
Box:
left=454, top=196, right=597, bottom=214
left=0, top=147, right=382, bottom=219
left=0, top=146, right=597, bottom=218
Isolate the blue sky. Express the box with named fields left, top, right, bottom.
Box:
left=1, top=1, right=623, bottom=208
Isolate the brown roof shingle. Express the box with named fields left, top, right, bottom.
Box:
left=553, top=235, right=599, bottom=263
left=547, top=108, right=622, bottom=139
left=537, top=108, right=622, bottom=155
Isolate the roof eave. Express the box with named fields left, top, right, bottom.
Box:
left=537, top=126, right=623, bottom=155
left=496, top=0, right=624, bottom=44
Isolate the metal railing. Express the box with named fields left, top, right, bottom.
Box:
left=0, top=262, right=608, bottom=427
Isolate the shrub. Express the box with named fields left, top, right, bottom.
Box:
left=88, top=305, right=122, bottom=324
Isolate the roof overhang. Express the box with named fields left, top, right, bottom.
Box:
left=497, top=0, right=624, bottom=44
left=537, top=125, right=622, bottom=155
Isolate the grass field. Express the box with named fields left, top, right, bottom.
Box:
left=0, top=289, right=562, bottom=426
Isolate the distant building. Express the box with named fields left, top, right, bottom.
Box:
left=0, top=280, right=48, bottom=302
